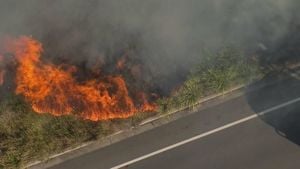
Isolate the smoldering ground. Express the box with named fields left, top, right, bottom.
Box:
left=0, top=0, right=299, bottom=93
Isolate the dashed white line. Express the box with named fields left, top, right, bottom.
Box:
left=111, top=97, right=300, bottom=169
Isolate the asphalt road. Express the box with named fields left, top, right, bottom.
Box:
left=49, top=73, right=300, bottom=169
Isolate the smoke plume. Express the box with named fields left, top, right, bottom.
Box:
left=0, top=0, right=299, bottom=92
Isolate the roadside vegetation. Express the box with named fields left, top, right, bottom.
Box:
left=0, top=95, right=103, bottom=168
left=0, top=46, right=261, bottom=169
left=156, top=47, right=261, bottom=113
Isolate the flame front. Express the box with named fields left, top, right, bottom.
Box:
left=2, top=36, right=156, bottom=121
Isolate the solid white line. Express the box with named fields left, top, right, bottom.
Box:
left=111, top=97, right=300, bottom=169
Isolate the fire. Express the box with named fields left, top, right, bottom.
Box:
left=116, top=56, right=126, bottom=70
left=1, top=36, right=157, bottom=121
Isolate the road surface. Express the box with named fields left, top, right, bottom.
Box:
left=48, top=73, right=300, bottom=169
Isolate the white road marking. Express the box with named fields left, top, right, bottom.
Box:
left=111, top=97, right=300, bottom=169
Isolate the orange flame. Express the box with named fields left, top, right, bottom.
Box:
left=2, top=36, right=156, bottom=121
left=116, top=56, right=126, bottom=70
